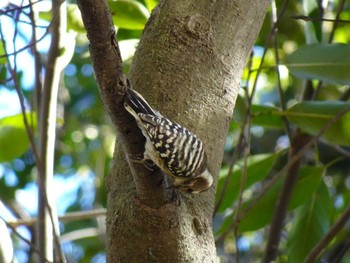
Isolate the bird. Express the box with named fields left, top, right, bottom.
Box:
left=123, top=88, right=213, bottom=193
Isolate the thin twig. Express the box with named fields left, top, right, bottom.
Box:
left=248, top=0, right=290, bottom=103
left=262, top=2, right=350, bottom=258
left=6, top=209, right=107, bottom=228
left=213, top=130, right=245, bottom=215
left=319, top=139, right=350, bottom=159
left=330, top=238, right=350, bottom=263
left=234, top=114, right=252, bottom=263
left=303, top=204, right=350, bottom=263
left=213, top=53, right=255, bottom=217
left=261, top=2, right=301, bottom=261
left=262, top=130, right=308, bottom=263
left=0, top=14, right=41, bottom=167
left=217, top=0, right=291, bottom=244
left=0, top=0, right=43, bottom=14
left=223, top=104, right=350, bottom=243
left=0, top=216, right=51, bottom=263
left=0, top=28, right=51, bottom=58
left=291, top=15, right=350, bottom=23
left=28, top=0, right=43, bottom=117
left=310, top=0, right=345, bottom=101
left=329, top=0, right=346, bottom=43
left=310, top=81, right=323, bottom=101
left=233, top=53, right=257, bottom=263
left=37, top=0, right=66, bottom=261
left=271, top=0, right=292, bottom=142
left=1, top=13, right=48, bottom=28
left=0, top=20, right=52, bottom=59
left=1, top=3, right=64, bottom=261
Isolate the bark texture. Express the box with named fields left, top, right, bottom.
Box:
left=79, top=0, right=269, bottom=262
left=108, top=1, right=269, bottom=262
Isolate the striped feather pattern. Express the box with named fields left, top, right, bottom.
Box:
left=139, top=113, right=205, bottom=179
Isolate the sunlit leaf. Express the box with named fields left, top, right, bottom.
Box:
left=0, top=42, right=7, bottom=64
left=0, top=113, right=37, bottom=163
left=216, top=153, right=279, bottom=213
left=144, top=0, right=158, bottom=11
left=285, top=44, right=350, bottom=85
left=286, top=101, right=350, bottom=146
left=109, top=0, right=149, bottom=30
left=287, top=183, right=332, bottom=263
left=39, top=4, right=84, bottom=33
left=303, top=0, right=318, bottom=14
left=38, top=10, right=51, bottom=22
left=67, top=4, right=85, bottom=33
left=235, top=166, right=325, bottom=233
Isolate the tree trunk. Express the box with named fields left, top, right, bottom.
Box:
left=108, top=1, right=269, bottom=262
left=78, top=0, right=269, bottom=262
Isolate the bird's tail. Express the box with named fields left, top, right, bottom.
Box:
left=124, top=88, right=157, bottom=116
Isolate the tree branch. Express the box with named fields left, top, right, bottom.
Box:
left=0, top=216, right=50, bottom=263
left=262, top=130, right=309, bottom=263
left=37, top=0, right=66, bottom=262
left=76, top=0, right=170, bottom=207
left=0, top=25, right=41, bottom=167
left=304, top=204, right=350, bottom=263
left=261, top=102, right=350, bottom=262
left=28, top=0, right=43, bottom=113
left=78, top=0, right=270, bottom=261
left=6, top=209, right=106, bottom=227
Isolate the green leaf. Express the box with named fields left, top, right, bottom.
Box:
left=234, top=95, right=284, bottom=128
left=0, top=113, right=37, bottom=163
left=251, top=104, right=283, bottom=128
left=303, top=0, right=318, bottom=15
left=117, top=28, right=143, bottom=41
left=39, top=4, right=85, bottom=33
left=287, top=183, right=332, bottom=263
left=285, top=44, right=350, bottom=85
left=0, top=177, right=16, bottom=201
left=215, top=153, right=279, bottom=213
left=109, top=0, right=149, bottom=30
left=0, top=42, right=7, bottom=64
left=303, top=0, right=322, bottom=43
left=235, top=166, right=325, bottom=233
left=308, top=9, right=322, bottom=43
left=67, top=4, right=85, bottom=33
left=38, top=10, right=51, bottom=22
left=144, top=0, right=158, bottom=11
left=286, top=101, right=350, bottom=146
left=0, top=66, right=7, bottom=81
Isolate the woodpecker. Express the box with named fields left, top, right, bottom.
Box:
left=124, top=88, right=213, bottom=194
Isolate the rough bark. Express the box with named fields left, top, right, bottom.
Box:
left=79, top=0, right=269, bottom=262
left=110, top=1, right=269, bottom=262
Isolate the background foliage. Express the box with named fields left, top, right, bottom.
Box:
left=1, top=0, right=350, bottom=262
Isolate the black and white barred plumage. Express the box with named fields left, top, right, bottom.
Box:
left=124, top=88, right=213, bottom=193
